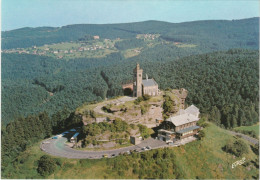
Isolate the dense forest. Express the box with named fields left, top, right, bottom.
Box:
left=2, top=17, right=259, bottom=50
left=2, top=49, right=258, bottom=128
left=1, top=107, right=83, bottom=178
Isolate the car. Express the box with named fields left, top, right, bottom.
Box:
left=126, top=150, right=131, bottom=154
left=141, top=147, right=147, bottom=151
left=146, top=146, right=152, bottom=150
left=52, top=136, right=58, bottom=139
left=103, top=154, right=108, bottom=158
left=111, top=154, right=116, bottom=157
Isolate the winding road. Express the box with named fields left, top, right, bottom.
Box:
left=41, top=137, right=167, bottom=159
left=227, top=130, right=259, bottom=145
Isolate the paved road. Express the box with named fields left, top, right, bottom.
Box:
left=227, top=130, right=259, bottom=145
left=41, top=137, right=168, bottom=159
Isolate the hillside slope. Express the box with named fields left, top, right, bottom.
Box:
left=2, top=17, right=259, bottom=50
left=2, top=49, right=258, bottom=129
left=3, top=123, right=258, bottom=179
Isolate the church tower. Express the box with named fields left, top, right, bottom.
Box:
left=133, top=63, right=143, bottom=97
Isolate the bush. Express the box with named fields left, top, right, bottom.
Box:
left=143, top=94, right=151, bottom=101
left=250, top=144, right=259, bottom=155
left=37, top=155, right=57, bottom=177
left=138, top=124, right=153, bottom=139
left=134, top=96, right=144, bottom=105
left=197, top=117, right=207, bottom=127
left=140, top=105, right=146, bottom=115
left=198, top=130, right=205, bottom=140
left=163, top=95, right=176, bottom=115
left=223, top=139, right=249, bottom=157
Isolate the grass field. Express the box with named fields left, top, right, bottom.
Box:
left=171, top=122, right=258, bottom=179
left=234, top=123, right=259, bottom=138
left=19, top=39, right=120, bottom=59
left=7, top=122, right=258, bottom=179
left=122, top=48, right=142, bottom=58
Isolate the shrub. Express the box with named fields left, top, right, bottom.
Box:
left=134, top=96, right=144, bottom=105
left=198, top=130, right=205, bottom=140
left=143, top=94, right=151, bottom=101
left=37, top=155, right=57, bottom=177
left=250, top=144, right=259, bottom=155
left=138, top=124, right=153, bottom=139
left=140, top=105, right=146, bottom=115
left=223, top=139, right=249, bottom=157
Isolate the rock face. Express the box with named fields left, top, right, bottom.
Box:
left=78, top=89, right=185, bottom=129
left=114, top=101, right=163, bottom=128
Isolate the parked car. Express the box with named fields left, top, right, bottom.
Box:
left=103, top=154, right=108, bottom=158
left=141, top=147, right=147, bottom=150
left=146, top=146, right=151, bottom=150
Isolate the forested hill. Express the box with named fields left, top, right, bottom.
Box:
left=2, top=17, right=259, bottom=50
left=1, top=17, right=259, bottom=127
left=2, top=49, right=259, bottom=128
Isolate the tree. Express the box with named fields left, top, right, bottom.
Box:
left=198, top=130, right=205, bottom=140
left=223, top=139, right=249, bottom=157
left=209, top=106, right=221, bottom=125
left=37, top=155, right=56, bottom=177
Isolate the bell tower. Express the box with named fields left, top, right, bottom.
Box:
left=133, top=63, right=143, bottom=97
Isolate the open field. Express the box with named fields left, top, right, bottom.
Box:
left=122, top=48, right=142, bottom=58
left=171, top=122, right=259, bottom=179
left=3, top=39, right=121, bottom=59
left=234, top=123, right=259, bottom=138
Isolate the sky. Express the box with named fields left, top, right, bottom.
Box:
left=1, top=0, right=259, bottom=31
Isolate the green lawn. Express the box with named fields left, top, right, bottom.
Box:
left=234, top=123, right=259, bottom=138
left=171, top=122, right=258, bottom=179
left=122, top=48, right=142, bottom=58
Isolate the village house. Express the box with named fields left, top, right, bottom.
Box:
left=158, top=105, right=201, bottom=143
left=93, top=35, right=100, bottom=40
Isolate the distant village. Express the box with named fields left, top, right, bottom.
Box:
left=2, top=34, right=160, bottom=59
left=2, top=35, right=116, bottom=59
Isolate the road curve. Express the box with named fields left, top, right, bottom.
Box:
left=41, top=137, right=167, bottom=159
left=227, top=130, right=259, bottom=145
